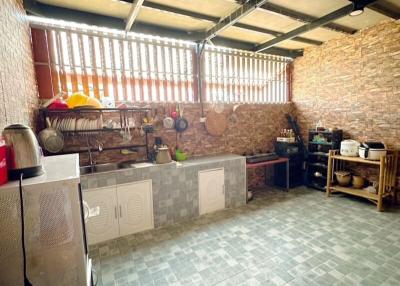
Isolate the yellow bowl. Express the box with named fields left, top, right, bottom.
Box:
left=86, top=97, right=103, bottom=108
left=66, top=92, right=88, bottom=108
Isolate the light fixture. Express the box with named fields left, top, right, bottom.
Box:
left=350, top=0, right=364, bottom=16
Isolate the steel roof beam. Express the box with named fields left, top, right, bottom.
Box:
left=203, top=0, right=269, bottom=41
left=211, top=37, right=303, bottom=58
left=120, top=0, right=322, bottom=46
left=368, top=1, right=400, bottom=19
left=255, top=4, right=357, bottom=53
left=259, top=2, right=356, bottom=34
left=125, top=0, right=145, bottom=33
left=24, top=1, right=201, bottom=40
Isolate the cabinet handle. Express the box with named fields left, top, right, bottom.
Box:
left=119, top=205, right=122, bottom=218
left=114, top=206, right=117, bottom=219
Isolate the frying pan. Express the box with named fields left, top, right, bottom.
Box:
left=175, top=104, right=188, bottom=133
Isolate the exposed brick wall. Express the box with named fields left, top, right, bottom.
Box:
left=57, top=103, right=293, bottom=188
left=0, top=0, right=38, bottom=130
left=292, top=19, right=400, bottom=188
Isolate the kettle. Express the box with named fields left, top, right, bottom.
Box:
left=2, top=124, right=43, bottom=180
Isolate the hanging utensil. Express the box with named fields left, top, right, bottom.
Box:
left=229, top=104, right=240, bottom=124
left=153, top=108, right=162, bottom=131
left=126, top=117, right=132, bottom=141
left=119, top=111, right=125, bottom=138
left=140, top=125, right=145, bottom=137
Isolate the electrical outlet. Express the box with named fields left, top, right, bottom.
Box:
left=199, top=117, right=206, bottom=122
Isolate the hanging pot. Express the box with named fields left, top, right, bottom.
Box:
left=163, top=106, right=175, bottom=129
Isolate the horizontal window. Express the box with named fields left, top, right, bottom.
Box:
left=203, top=47, right=290, bottom=103
left=30, top=17, right=291, bottom=104
left=38, top=29, right=195, bottom=102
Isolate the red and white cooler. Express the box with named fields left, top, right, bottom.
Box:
left=0, top=137, right=7, bottom=185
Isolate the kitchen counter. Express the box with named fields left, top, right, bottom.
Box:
left=176, top=154, right=244, bottom=167
left=80, top=153, right=246, bottom=228
left=80, top=153, right=244, bottom=174
left=0, top=154, right=80, bottom=190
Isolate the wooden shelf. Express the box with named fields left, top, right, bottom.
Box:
left=330, top=185, right=378, bottom=200
left=327, top=149, right=398, bottom=211
left=331, top=155, right=381, bottom=165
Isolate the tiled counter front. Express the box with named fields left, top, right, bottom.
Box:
left=80, top=154, right=246, bottom=228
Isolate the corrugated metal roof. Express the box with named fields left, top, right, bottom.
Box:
left=34, top=0, right=399, bottom=57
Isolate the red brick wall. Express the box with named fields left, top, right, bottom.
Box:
left=292, top=19, right=400, bottom=147
left=0, top=0, right=38, bottom=130
left=292, top=19, right=400, bottom=186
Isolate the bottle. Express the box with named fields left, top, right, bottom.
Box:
left=316, top=120, right=323, bottom=131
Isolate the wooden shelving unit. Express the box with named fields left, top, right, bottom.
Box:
left=326, top=150, right=398, bottom=211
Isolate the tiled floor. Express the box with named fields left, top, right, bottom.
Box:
left=90, top=187, right=400, bottom=286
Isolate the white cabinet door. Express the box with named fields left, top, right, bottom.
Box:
left=83, top=186, right=119, bottom=245
left=116, top=180, right=154, bottom=237
left=199, top=168, right=225, bottom=215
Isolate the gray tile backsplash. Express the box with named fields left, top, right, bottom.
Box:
left=80, top=154, right=246, bottom=228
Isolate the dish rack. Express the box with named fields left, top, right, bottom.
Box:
left=38, top=107, right=152, bottom=157
left=326, top=149, right=399, bottom=211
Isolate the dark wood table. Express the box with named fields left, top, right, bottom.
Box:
left=246, top=157, right=290, bottom=194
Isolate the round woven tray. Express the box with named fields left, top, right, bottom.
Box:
left=205, top=111, right=227, bottom=136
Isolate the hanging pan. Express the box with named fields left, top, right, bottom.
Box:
left=175, top=104, right=189, bottom=133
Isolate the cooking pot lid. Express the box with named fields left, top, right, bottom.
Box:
left=361, top=142, right=385, bottom=149
left=4, top=124, right=30, bottom=130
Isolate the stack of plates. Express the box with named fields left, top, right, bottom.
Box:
left=50, top=117, right=102, bottom=132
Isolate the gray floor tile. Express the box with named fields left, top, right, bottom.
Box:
left=90, top=187, right=400, bottom=286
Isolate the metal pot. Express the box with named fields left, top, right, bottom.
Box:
left=163, top=106, right=175, bottom=129
left=156, top=147, right=172, bottom=164
left=2, top=124, right=43, bottom=180
left=39, top=127, right=64, bottom=153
